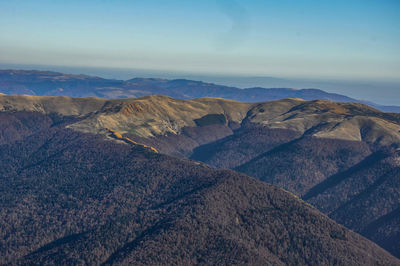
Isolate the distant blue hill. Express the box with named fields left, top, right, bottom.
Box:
left=1, top=69, right=399, bottom=113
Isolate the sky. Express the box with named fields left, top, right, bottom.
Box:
left=0, top=0, right=399, bottom=80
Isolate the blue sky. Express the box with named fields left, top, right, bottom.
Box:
left=0, top=0, right=399, bottom=80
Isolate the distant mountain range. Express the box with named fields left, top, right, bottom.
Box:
left=1, top=69, right=399, bottom=113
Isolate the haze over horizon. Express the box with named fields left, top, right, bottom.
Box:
left=1, top=0, right=399, bottom=81
left=1, top=62, right=400, bottom=106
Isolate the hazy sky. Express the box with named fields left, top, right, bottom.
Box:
left=1, top=0, right=399, bottom=80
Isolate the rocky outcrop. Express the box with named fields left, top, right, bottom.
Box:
left=106, top=128, right=158, bottom=153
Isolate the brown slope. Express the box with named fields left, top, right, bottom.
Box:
left=0, top=111, right=53, bottom=144
left=235, top=136, right=373, bottom=196
left=304, top=148, right=400, bottom=257
left=189, top=124, right=399, bottom=258
left=362, top=207, right=400, bottom=259
left=190, top=125, right=301, bottom=169
left=0, top=121, right=396, bottom=265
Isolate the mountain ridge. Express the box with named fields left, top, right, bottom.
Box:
left=1, top=94, right=399, bottom=146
